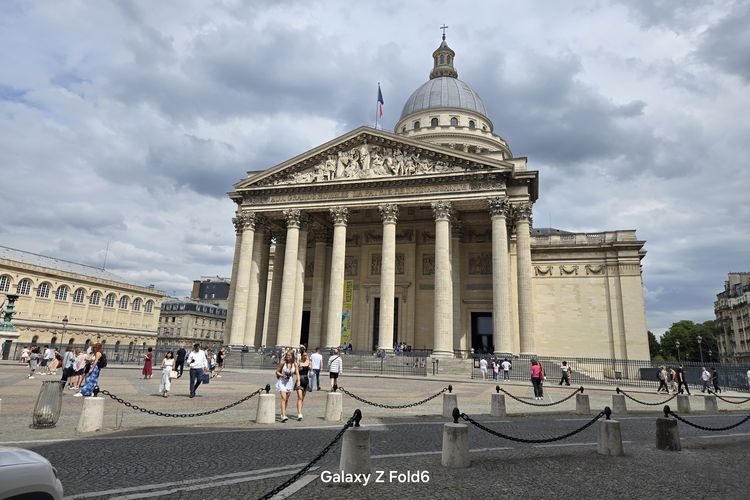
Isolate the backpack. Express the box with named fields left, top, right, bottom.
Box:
left=98, top=353, right=108, bottom=368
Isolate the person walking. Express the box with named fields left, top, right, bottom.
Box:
left=41, top=345, right=53, bottom=375
left=215, top=347, right=225, bottom=378
left=700, top=367, right=711, bottom=393
left=27, top=346, right=39, bottom=379
left=159, top=351, right=175, bottom=397
left=327, top=348, right=343, bottom=390
left=310, top=347, right=323, bottom=391
left=75, top=343, right=106, bottom=397
left=539, top=362, right=546, bottom=398
left=559, top=361, right=571, bottom=386
left=60, top=346, right=75, bottom=384
left=657, top=366, right=670, bottom=393
left=175, top=344, right=187, bottom=378
left=530, top=359, right=543, bottom=400
left=676, top=364, right=691, bottom=395
left=70, top=349, right=86, bottom=389
left=501, top=358, right=512, bottom=381
left=711, top=368, right=722, bottom=393
left=479, top=358, right=488, bottom=380
left=668, top=366, right=678, bottom=393
left=142, top=347, right=153, bottom=379
left=275, top=351, right=298, bottom=422
left=186, top=343, right=209, bottom=398
left=295, top=347, right=311, bottom=421
left=20, top=346, right=30, bottom=364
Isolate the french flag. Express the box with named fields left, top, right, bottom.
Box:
left=377, top=83, right=384, bottom=118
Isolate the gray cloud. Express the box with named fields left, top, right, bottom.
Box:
left=695, top=2, right=750, bottom=83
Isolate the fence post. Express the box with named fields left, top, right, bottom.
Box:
left=442, top=385, right=457, bottom=418
left=656, top=406, right=681, bottom=451
left=441, top=408, right=470, bottom=468
left=612, top=394, right=627, bottom=414
left=490, top=386, right=506, bottom=417
left=676, top=394, right=691, bottom=413
left=325, top=389, right=343, bottom=422
left=704, top=395, right=718, bottom=412
left=77, top=396, right=104, bottom=433
left=340, top=412, right=370, bottom=475
left=597, top=407, right=624, bottom=456
left=575, top=393, right=591, bottom=415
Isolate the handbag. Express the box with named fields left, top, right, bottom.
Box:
left=169, top=370, right=178, bottom=379
left=200, top=371, right=210, bottom=384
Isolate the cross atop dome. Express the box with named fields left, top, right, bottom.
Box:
left=430, top=28, right=457, bottom=79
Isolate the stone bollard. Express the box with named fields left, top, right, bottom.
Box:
left=597, top=408, right=624, bottom=456
left=442, top=385, right=457, bottom=418
left=575, top=393, right=591, bottom=415
left=612, top=394, right=627, bottom=414
left=490, top=393, right=506, bottom=417
left=656, top=409, right=681, bottom=451
left=340, top=427, right=371, bottom=475
left=256, top=393, right=275, bottom=424
left=441, top=409, right=470, bottom=468
left=325, top=391, right=343, bottom=422
left=676, top=394, right=691, bottom=414
left=76, top=396, right=104, bottom=433
left=704, top=395, right=718, bottom=412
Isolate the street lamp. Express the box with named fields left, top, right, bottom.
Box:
left=675, top=340, right=681, bottom=362
left=60, top=316, right=68, bottom=346
left=697, top=335, right=704, bottom=364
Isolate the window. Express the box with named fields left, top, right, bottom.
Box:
left=469, top=120, right=475, bottom=129
left=50, top=336, right=57, bottom=345
left=37, top=282, right=50, bottom=298
left=31, top=335, right=38, bottom=344
left=105, top=293, right=116, bottom=307
left=90, top=291, right=101, bottom=305
left=119, top=296, right=129, bottom=310
left=145, top=301, right=154, bottom=313
left=73, top=288, right=85, bottom=303
left=0, top=275, right=10, bottom=292
left=17, top=279, right=32, bottom=295
left=55, top=285, right=69, bottom=301
left=414, top=121, right=420, bottom=130
left=430, top=117, right=438, bottom=127
left=402, top=126, right=406, bottom=133
left=114, top=340, right=120, bottom=352
left=133, top=298, right=142, bottom=311
left=439, top=54, right=445, bottom=64
left=450, top=117, right=458, bottom=126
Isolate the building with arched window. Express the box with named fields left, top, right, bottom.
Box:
left=0, top=246, right=165, bottom=358
left=156, top=298, right=226, bottom=351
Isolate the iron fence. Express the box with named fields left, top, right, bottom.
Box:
left=471, top=355, right=750, bottom=391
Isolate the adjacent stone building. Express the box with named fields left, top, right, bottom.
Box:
left=225, top=36, right=650, bottom=360
left=156, top=298, right=226, bottom=350
left=190, top=276, right=231, bottom=309
left=0, top=245, right=164, bottom=358
left=715, top=272, right=750, bottom=363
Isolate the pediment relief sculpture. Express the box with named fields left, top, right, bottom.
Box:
left=262, top=144, right=466, bottom=186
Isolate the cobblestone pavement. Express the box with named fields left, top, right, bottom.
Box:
left=2, top=363, right=749, bottom=499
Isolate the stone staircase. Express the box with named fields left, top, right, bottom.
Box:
left=430, top=358, right=473, bottom=379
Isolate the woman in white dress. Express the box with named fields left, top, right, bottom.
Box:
left=159, top=351, right=175, bottom=397
left=275, top=351, right=299, bottom=422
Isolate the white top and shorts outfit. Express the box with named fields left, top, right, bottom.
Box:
left=276, top=363, right=296, bottom=393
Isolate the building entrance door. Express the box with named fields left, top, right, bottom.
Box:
left=372, top=298, right=399, bottom=351
left=471, top=312, right=494, bottom=354
left=300, top=311, right=310, bottom=348
left=1, top=340, right=11, bottom=360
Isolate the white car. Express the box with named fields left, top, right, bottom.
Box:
left=0, top=446, right=63, bottom=500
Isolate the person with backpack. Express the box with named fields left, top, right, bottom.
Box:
left=327, top=348, right=343, bottom=390
left=676, top=364, right=691, bottom=395
left=75, top=343, right=106, bottom=397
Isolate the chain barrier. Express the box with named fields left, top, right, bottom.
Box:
left=257, top=409, right=362, bottom=500
left=664, top=405, right=750, bottom=432
left=99, top=386, right=265, bottom=418
left=616, top=387, right=677, bottom=406
left=499, top=386, right=583, bottom=407
left=337, top=386, right=448, bottom=409
left=459, top=408, right=605, bottom=444
left=707, top=389, right=750, bottom=405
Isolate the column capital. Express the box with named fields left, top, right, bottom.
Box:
left=234, top=210, right=258, bottom=232
left=487, top=197, right=510, bottom=218
left=431, top=200, right=453, bottom=221
left=329, top=206, right=350, bottom=225
left=378, top=204, right=399, bottom=224
left=232, top=213, right=247, bottom=234
left=282, top=209, right=303, bottom=229
left=513, top=202, right=534, bottom=225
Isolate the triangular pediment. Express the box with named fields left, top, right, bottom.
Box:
left=234, top=126, right=513, bottom=190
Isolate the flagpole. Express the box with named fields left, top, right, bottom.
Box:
left=375, top=81, right=380, bottom=129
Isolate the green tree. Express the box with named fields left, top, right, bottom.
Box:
left=659, top=320, right=719, bottom=363
left=647, top=331, right=661, bottom=359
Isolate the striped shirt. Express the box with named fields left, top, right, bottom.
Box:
left=328, top=355, right=342, bottom=374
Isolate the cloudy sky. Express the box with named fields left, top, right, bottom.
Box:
left=1, top=1, right=748, bottom=335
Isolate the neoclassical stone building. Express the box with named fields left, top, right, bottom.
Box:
left=226, top=37, right=649, bottom=360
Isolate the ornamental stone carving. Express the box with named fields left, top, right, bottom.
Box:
left=310, top=224, right=331, bottom=244
left=469, top=253, right=492, bottom=275
left=396, top=229, right=415, bottom=243
left=534, top=265, right=553, bottom=276
left=282, top=209, right=302, bottom=228
left=265, top=144, right=465, bottom=185
left=422, top=254, right=435, bottom=275
left=585, top=264, right=605, bottom=275
left=344, top=256, right=358, bottom=276
left=371, top=253, right=405, bottom=275
left=513, top=202, right=534, bottom=225
left=232, top=213, right=246, bottom=234
left=378, top=204, right=399, bottom=224
left=487, top=197, right=510, bottom=218
left=560, top=265, right=579, bottom=276
left=431, top=201, right=453, bottom=221
left=329, top=207, right=350, bottom=225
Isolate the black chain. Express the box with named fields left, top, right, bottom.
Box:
left=707, top=389, right=750, bottom=405
left=500, top=387, right=582, bottom=407
left=100, top=388, right=264, bottom=418
left=617, top=388, right=677, bottom=406
left=257, top=411, right=359, bottom=500
left=666, top=409, right=750, bottom=432
left=460, top=411, right=604, bottom=444
left=337, top=386, right=447, bottom=409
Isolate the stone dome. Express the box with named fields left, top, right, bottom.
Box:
left=400, top=76, right=488, bottom=120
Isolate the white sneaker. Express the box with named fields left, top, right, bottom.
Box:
left=281, top=415, right=288, bottom=422
left=73, top=392, right=83, bottom=397
left=28, top=376, right=35, bottom=379
left=217, top=375, right=222, bottom=378
left=297, top=414, right=303, bottom=421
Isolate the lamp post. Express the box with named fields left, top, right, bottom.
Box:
left=675, top=340, right=681, bottom=362
left=60, top=315, right=68, bottom=346
left=697, top=335, right=704, bottom=364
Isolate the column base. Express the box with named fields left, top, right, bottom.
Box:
left=431, top=350, right=454, bottom=359
left=521, top=352, right=537, bottom=358
left=493, top=351, right=513, bottom=358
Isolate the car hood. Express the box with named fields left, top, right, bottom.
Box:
left=0, top=446, right=52, bottom=467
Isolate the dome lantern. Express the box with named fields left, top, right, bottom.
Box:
left=430, top=32, right=458, bottom=79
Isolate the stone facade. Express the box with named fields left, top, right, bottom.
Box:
left=715, top=272, right=750, bottom=363
left=156, top=298, right=226, bottom=351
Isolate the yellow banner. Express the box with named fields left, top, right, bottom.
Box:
left=340, top=280, right=354, bottom=345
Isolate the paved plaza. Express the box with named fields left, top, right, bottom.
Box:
left=1, top=362, right=749, bottom=499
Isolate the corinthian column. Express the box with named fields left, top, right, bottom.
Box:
left=264, top=232, right=285, bottom=347
left=276, top=209, right=302, bottom=347
left=514, top=202, right=535, bottom=355
left=308, top=226, right=329, bottom=350
left=243, top=216, right=267, bottom=346
left=489, top=198, right=513, bottom=355
left=228, top=211, right=256, bottom=346
left=378, top=204, right=398, bottom=352
left=224, top=211, right=245, bottom=338
left=291, top=218, right=309, bottom=346
left=253, top=232, right=271, bottom=347
left=451, top=217, right=463, bottom=353
left=431, top=201, right=454, bottom=358
left=324, top=207, right=349, bottom=348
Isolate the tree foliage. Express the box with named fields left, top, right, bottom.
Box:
left=657, top=320, right=719, bottom=363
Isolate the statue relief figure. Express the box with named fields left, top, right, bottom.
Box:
left=359, top=144, right=370, bottom=172
left=469, top=253, right=492, bottom=275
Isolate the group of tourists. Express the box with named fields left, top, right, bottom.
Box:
left=478, top=357, right=513, bottom=381
left=145, top=344, right=227, bottom=398
left=274, top=346, right=340, bottom=422
left=21, top=343, right=107, bottom=397
left=656, top=364, right=720, bottom=395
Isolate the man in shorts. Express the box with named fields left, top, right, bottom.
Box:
left=215, top=346, right=225, bottom=378
left=327, top=348, right=343, bottom=390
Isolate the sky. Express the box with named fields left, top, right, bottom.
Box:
left=1, top=1, right=748, bottom=336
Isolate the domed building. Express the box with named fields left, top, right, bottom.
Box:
left=226, top=36, right=649, bottom=362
